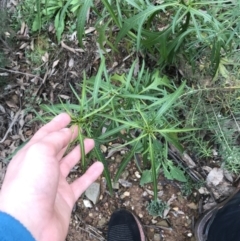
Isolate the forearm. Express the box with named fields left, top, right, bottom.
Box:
left=0, top=211, right=35, bottom=241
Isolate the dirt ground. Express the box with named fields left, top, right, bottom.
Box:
left=0, top=20, right=238, bottom=241
left=66, top=159, right=199, bottom=241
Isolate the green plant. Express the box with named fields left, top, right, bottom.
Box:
left=140, top=140, right=187, bottom=187
left=211, top=103, right=240, bottom=174
left=31, top=0, right=94, bottom=43
left=24, top=35, right=49, bottom=71
left=13, top=0, right=37, bottom=30
left=147, top=199, right=168, bottom=218
left=180, top=132, right=213, bottom=159
left=18, top=0, right=240, bottom=81
left=177, top=87, right=240, bottom=175
left=38, top=58, right=196, bottom=200
left=99, top=0, right=240, bottom=77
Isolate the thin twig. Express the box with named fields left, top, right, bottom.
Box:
left=143, top=224, right=173, bottom=231
left=0, top=109, right=21, bottom=143
left=0, top=67, right=44, bottom=82
left=77, top=226, right=106, bottom=241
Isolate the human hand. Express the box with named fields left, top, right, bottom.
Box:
left=0, top=113, right=104, bottom=241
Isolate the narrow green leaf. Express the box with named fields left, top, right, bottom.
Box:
left=98, top=124, right=128, bottom=140
left=76, top=0, right=93, bottom=46
left=114, top=141, right=139, bottom=182
left=93, top=58, right=105, bottom=106
left=69, top=84, right=82, bottom=104
left=149, top=136, right=157, bottom=201
left=57, top=0, right=73, bottom=42
left=161, top=132, right=184, bottom=153
left=156, top=81, right=186, bottom=119
left=97, top=114, right=141, bottom=129
left=116, top=3, right=175, bottom=44
left=94, top=142, right=113, bottom=195
left=101, top=0, right=121, bottom=27
left=78, top=131, right=86, bottom=170
left=83, top=96, right=115, bottom=120
left=125, top=60, right=136, bottom=91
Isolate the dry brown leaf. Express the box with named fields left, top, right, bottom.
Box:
left=163, top=194, right=176, bottom=218
left=20, top=22, right=26, bottom=35
left=68, top=58, right=74, bottom=68
left=187, top=202, right=198, bottom=210
left=25, top=129, right=33, bottom=136
left=19, top=43, right=28, bottom=49
left=48, top=23, right=54, bottom=32
left=69, top=71, right=79, bottom=77
left=30, top=39, right=34, bottom=51
left=61, top=41, right=76, bottom=53
left=85, top=27, right=95, bottom=34
left=5, top=100, right=18, bottom=109
left=75, top=48, right=85, bottom=53
left=59, top=95, right=70, bottom=100
left=52, top=59, right=60, bottom=68
left=0, top=105, right=6, bottom=113
left=42, top=52, right=49, bottom=62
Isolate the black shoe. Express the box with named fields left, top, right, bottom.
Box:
left=107, top=209, right=145, bottom=241
left=195, top=188, right=240, bottom=241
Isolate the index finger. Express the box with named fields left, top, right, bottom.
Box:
left=27, top=113, right=71, bottom=147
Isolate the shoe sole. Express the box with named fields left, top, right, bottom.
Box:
left=194, top=187, right=240, bottom=241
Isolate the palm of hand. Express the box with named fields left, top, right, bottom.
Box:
left=0, top=113, right=103, bottom=241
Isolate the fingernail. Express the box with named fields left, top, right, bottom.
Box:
left=61, top=128, right=70, bottom=132
left=54, top=113, right=70, bottom=121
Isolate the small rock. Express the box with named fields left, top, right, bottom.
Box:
left=135, top=171, right=141, bottom=178
left=203, top=166, right=212, bottom=173
left=207, top=168, right=224, bottom=186
left=223, top=169, right=233, bottom=183
left=157, top=220, right=169, bottom=227
left=119, top=179, right=132, bottom=188
left=203, top=202, right=216, bottom=211
left=154, top=233, right=161, bottom=241
left=177, top=195, right=185, bottom=204
left=98, top=217, right=106, bottom=227
left=85, top=182, right=100, bottom=204
left=123, top=191, right=130, bottom=197
left=142, top=191, right=148, bottom=197
left=198, top=187, right=209, bottom=195
left=187, top=232, right=193, bottom=237
left=151, top=219, right=157, bottom=224
left=172, top=207, right=179, bottom=211
left=187, top=202, right=198, bottom=210
left=146, top=189, right=155, bottom=196
left=112, top=182, right=120, bottom=189
left=83, top=199, right=93, bottom=208
left=138, top=213, right=143, bottom=218
left=121, top=170, right=129, bottom=179
left=186, top=218, right=192, bottom=226
left=100, top=145, right=107, bottom=153
left=212, top=149, right=218, bottom=156
left=115, top=155, right=122, bottom=163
